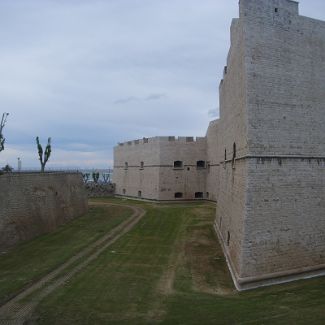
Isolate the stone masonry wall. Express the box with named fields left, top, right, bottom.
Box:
left=215, top=159, right=248, bottom=279
left=0, top=172, right=88, bottom=251
left=206, top=120, right=220, bottom=202
left=220, top=0, right=325, bottom=289
left=214, top=14, right=250, bottom=280
left=242, top=158, right=325, bottom=279
left=112, top=0, right=325, bottom=290
left=243, top=0, right=325, bottom=156
left=113, top=138, right=160, bottom=199
left=85, top=183, right=115, bottom=198
left=113, top=136, right=208, bottom=201
left=158, top=137, right=207, bottom=200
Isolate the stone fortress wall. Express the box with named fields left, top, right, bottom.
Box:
left=214, top=11, right=250, bottom=280
left=114, top=136, right=208, bottom=200
left=113, top=0, right=325, bottom=289
left=0, top=172, right=88, bottom=251
left=221, top=0, right=325, bottom=289
left=205, top=120, right=220, bottom=203
left=114, top=137, right=161, bottom=200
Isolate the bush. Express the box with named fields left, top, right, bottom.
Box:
left=1, top=164, right=13, bottom=173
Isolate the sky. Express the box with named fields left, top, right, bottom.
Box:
left=0, top=0, right=324, bottom=169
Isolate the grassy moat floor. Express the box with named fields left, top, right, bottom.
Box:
left=1, top=198, right=325, bottom=324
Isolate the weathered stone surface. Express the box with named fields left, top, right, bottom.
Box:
left=85, top=183, right=115, bottom=197
left=0, top=172, right=88, bottom=251
left=113, top=137, right=208, bottom=201
left=216, top=0, right=325, bottom=290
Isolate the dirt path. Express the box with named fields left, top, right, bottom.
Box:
left=0, top=203, right=145, bottom=325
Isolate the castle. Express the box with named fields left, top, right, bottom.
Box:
left=113, top=0, right=325, bottom=290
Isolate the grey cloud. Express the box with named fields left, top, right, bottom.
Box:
left=114, top=93, right=166, bottom=105
left=0, top=0, right=323, bottom=168
left=145, top=93, right=166, bottom=101
left=208, top=108, right=219, bottom=118
left=113, top=96, right=139, bottom=105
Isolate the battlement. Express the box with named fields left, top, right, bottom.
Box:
left=117, top=136, right=206, bottom=147
left=221, top=0, right=300, bottom=83
left=239, top=0, right=299, bottom=19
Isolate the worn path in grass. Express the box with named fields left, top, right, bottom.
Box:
left=0, top=203, right=145, bottom=325
left=2, top=198, right=325, bottom=324
left=32, top=199, right=325, bottom=324
left=32, top=200, right=227, bottom=324
left=0, top=204, right=132, bottom=304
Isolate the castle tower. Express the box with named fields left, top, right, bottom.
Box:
left=215, top=0, right=325, bottom=290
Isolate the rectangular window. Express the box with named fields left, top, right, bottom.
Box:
left=196, top=160, right=206, bottom=169
left=195, top=192, right=203, bottom=199
left=174, top=161, right=183, bottom=168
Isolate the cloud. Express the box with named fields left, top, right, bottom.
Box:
left=0, top=0, right=239, bottom=169
left=208, top=108, right=219, bottom=118
left=0, top=144, right=112, bottom=170
left=114, top=93, right=166, bottom=105
left=113, top=96, right=139, bottom=105
left=0, top=0, right=322, bottom=168
left=145, top=93, right=166, bottom=101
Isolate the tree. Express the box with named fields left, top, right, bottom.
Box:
left=92, top=172, right=100, bottom=183
left=2, top=164, right=13, bottom=173
left=82, top=173, right=90, bottom=183
left=103, top=173, right=110, bottom=184
left=0, top=113, right=9, bottom=152
left=36, top=136, right=52, bottom=172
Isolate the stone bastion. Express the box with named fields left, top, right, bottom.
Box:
left=0, top=172, right=88, bottom=251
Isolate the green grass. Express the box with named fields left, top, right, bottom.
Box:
left=33, top=201, right=198, bottom=324
left=3, top=198, right=325, bottom=324
left=162, top=281, right=325, bottom=324
left=0, top=204, right=132, bottom=304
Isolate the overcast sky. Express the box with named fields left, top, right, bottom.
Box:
left=0, top=0, right=324, bottom=169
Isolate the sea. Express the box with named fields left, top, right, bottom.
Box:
left=14, top=167, right=113, bottom=183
